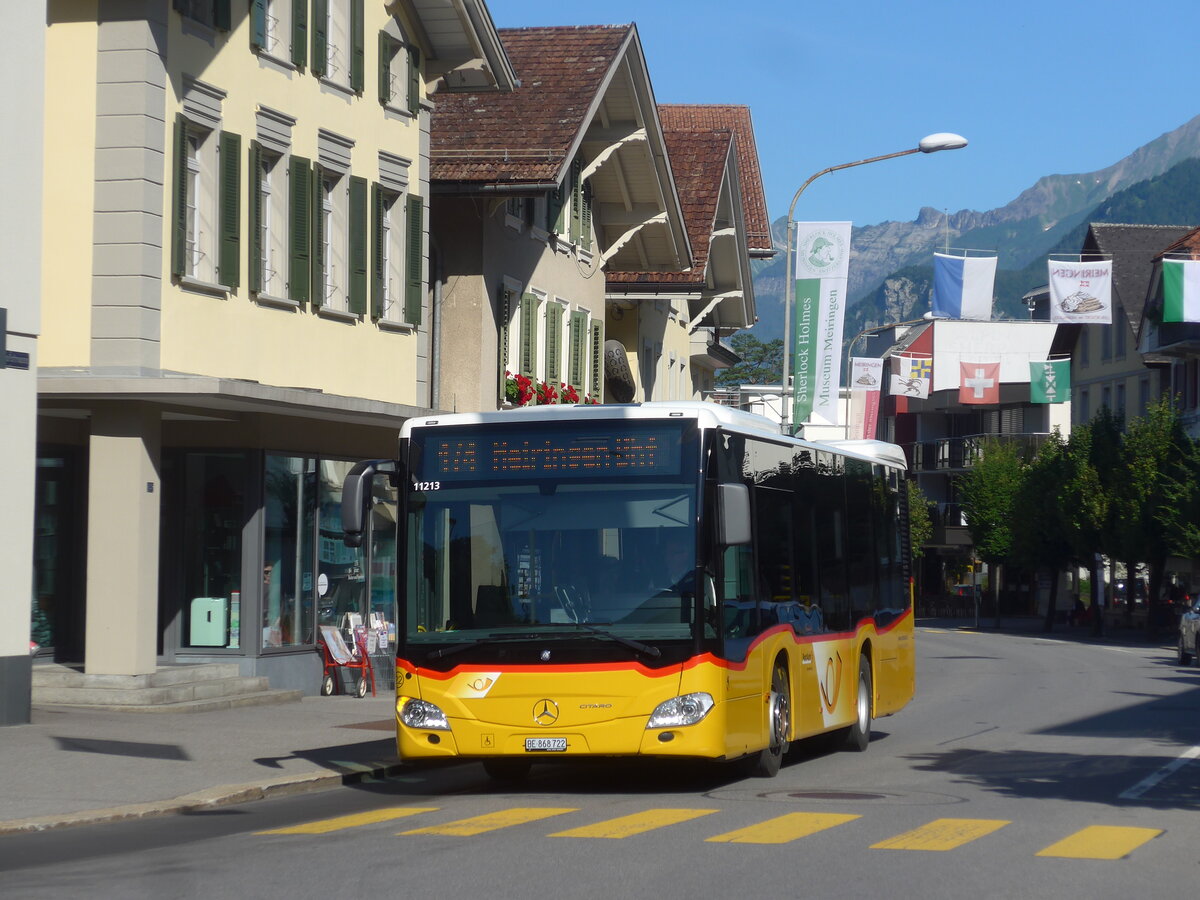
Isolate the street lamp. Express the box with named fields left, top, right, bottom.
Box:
left=780, top=133, right=967, bottom=435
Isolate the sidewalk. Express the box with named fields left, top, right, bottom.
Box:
left=918, top=614, right=1177, bottom=649
left=0, top=694, right=401, bottom=835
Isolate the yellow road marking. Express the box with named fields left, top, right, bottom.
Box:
left=257, top=806, right=439, bottom=835
left=401, top=807, right=577, bottom=836
left=551, top=808, right=718, bottom=839
left=1036, top=825, right=1163, bottom=859
left=871, top=818, right=1010, bottom=851
left=707, top=812, right=860, bottom=844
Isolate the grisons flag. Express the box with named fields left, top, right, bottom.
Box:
left=1162, top=258, right=1200, bottom=323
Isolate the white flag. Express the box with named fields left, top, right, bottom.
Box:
left=1049, top=259, right=1112, bottom=324
left=889, top=356, right=930, bottom=399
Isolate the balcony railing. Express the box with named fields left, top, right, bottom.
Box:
left=902, top=433, right=1052, bottom=474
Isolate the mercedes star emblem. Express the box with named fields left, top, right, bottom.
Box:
left=533, top=699, right=559, bottom=726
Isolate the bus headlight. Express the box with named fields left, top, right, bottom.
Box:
left=397, top=697, right=451, bottom=731
left=646, top=692, right=714, bottom=729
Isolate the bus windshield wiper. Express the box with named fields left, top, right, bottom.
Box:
left=573, top=623, right=661, bottom=658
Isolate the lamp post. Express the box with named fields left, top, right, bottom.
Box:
left=780, top=133, right=967, bottom=435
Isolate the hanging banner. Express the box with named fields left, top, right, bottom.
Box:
left=1030, top=360, right=1070, bottom=404
left=932, top=252, right=997, bottom=320
left=791, top=222, right=852, bottom=431
left=889, top=355, right=931, bottom=399
left=848, top=358, right=883, bottom=441
left=1162, top=258, right=1200, bottom=323
left=1048, top=259, right=1112, bottom=324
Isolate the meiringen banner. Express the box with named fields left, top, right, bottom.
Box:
left=791, top=222, right=852, bottom=431
left=1048, top=258, right=1112, bottom=324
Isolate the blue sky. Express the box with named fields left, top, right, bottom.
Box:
left=491, top=0, right=1200, bottom=230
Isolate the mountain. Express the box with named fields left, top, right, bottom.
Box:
left=844, top=156, right=1200, bottom=338
left=749, top=114, right=1200, bottom=342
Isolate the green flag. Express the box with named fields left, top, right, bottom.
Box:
left=1030, top=360, right=1069, bottom=404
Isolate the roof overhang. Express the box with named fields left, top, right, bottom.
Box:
left=400, top=0, right=517, bottom=92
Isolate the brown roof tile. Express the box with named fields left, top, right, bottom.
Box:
left=431, top=26, right=631, bottom=185
left=658, top=105, right=772, bottom=254
left=607, top=129, right=732, bottom=286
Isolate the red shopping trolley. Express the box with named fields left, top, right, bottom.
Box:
left=318, top=623, right=375, bottom=698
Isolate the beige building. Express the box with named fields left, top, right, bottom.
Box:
left=32, top=0, right=514, bottom=696
left=429, top=24, right=691, bottom=413
left=607, top=105, right=773, bottom=402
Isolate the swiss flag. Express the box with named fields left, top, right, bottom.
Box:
left=959, top=362, right=1000, bottom=405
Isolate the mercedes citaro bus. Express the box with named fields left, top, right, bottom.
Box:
left=341, top=402, right=914, bottom=778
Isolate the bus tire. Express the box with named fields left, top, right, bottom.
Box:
left=841, top=656, right=872, bottom=752
left=482, top=758, right=532, bottom=781
left=752, top=662, right=791, bottom=777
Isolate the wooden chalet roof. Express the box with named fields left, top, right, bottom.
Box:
left=430, top=25, right=631, bottom=185
left=1084, top=223, right=1194, bottom=341
left=657, top=105, right=773, bottom=257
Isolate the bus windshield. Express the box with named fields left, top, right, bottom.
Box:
left=402, top=420, right=707, bottom=651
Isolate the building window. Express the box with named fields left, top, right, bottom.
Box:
left=379, top=33, right=419, bottom=114
left=312, top=169, right=367, bottom=316
left=1114, top=305, right=1127, bottom=358
left=172, top=115, right=240, bottom=288
left=174, top=0, right=231, bottom=30
left=1116, top=383, right=1126, bottom=421
left=1079, top=329, right=1089, bottom=367
left=313, top=0, right=364, bottom=92
left=1079, top=388, right=1089, bottom=424
left=372, top=186, right=409, bottom=324
left=1139, top=377, right=1151, bottom=416
left=250, top=144, right=289, bottom=297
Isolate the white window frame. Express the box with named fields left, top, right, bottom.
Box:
left=263, top=0, right=291, bottom=60
left=183, top=124, right=217, bottom=283
left=256, top=150, right=290, bottom=298
left=379, top=189, right=406, bottom=324
left=324, top=0, right=351, bottom=88
left=321, top=171, right=348, bottom=311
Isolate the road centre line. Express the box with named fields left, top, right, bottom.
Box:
left=1118, top=745, right=1200, bottom=800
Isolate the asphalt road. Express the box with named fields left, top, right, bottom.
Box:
left=4, top=626, right=1198, bottom=900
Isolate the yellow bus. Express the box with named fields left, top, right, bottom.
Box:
left=341, top=402, right=914, bottom=779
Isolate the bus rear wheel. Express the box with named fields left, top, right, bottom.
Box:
left=841, top=656, right=872, bottom=752
left=752, top=663, right=791, bottom=777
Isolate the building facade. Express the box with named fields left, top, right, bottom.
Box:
left=32, top=0, right=513, bottom=697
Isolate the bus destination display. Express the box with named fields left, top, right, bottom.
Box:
left=422, top=427, right=682, bottom=480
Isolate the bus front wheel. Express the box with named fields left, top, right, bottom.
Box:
left=752, top=663, right=791, bottom=777
left=841, top=656, right=872, bottom=752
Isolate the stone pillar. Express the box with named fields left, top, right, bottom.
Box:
left=84, top=403, right=161, bottom=676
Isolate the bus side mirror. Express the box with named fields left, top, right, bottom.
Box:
left=716, top=483, right=751, bottom=546
left=341, top=459, right=397, bottom=548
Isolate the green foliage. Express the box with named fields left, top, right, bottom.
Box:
left=1011, top=433, right=1074, bottom=572
left=715, top=333, right=783, bottom=387
left=957, top=438, right=1027, bottom=564
left=906, top=479, right=933, bottom=560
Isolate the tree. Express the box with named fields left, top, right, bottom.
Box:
left=906, top=478, right=934, bottom=609
left=957, top=438, right=1027, bottom=623
left=1011, top=433, right=1074, bottom=631
left=716, top=333, right=783, bottom=388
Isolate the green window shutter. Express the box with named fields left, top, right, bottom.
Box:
left=348, top=175, right=367, bottom=315
left=311, top=166, right=325, bottom=308
left=590, top=322, right=604, bottom=399
left=171, top=114, right=188, bottom=278
left=218, top=130, right=241, bottom=289
left=518, top=293, right=538, bottom=379
left=378, top=33, right=396, bottom=106
left=569, top=157, right=583, bottom=244
left=291, top=0, right=307, bottom=68
left=404, top=194, right=424, bottom=325
left=287, top=155, right=311, bottom=305
left=248, top=141, right=263, bottom=292
left=311, top=0, right=328, bottom=78
left=349, top=0, right=365, bottom=93
left=547, top=184, right=565, bottom=235
left=544, top=301, right=563, bottom=388
left=568, top=311, right=587, bottom=390
left=581, top=181, right=592, bottom=250
left=370, top=184, right=386, bottom=319
left=214, top=0, right=231, bottom=31
left=497, top=287, right=512, bottom=403
left=250, top=0, right=266, bottom=49
left=407, top=45, right=421, bottom=115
